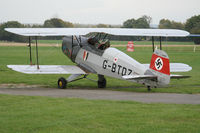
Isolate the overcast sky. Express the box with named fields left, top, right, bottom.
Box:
left=0, top=0, right=199, bottom=25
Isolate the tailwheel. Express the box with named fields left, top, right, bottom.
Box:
left=58, top=77, right=67, bottom=89
left=98, top=78, right=106, bottom=88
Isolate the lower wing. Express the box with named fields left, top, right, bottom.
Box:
left=7, top=65, right=86, bottom=74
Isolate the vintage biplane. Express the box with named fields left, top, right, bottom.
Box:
left=5, top=28, right=192, bottom=91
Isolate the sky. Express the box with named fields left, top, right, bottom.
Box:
left=0, top=0, right=200, bottom=25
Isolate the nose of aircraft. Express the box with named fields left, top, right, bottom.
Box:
left=62, top=36, right=73, bottom=59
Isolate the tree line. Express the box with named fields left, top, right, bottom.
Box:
left=122, top=15, right=200, bottom=43
left=0, top=15, right=200, bottom=43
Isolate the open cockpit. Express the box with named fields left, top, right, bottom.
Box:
left=62, top=33, right=110, bottom=62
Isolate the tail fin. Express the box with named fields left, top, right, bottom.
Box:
left=149, top=49, right=170, bottom=86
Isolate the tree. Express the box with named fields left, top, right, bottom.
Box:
left=122, top=15, right=151, bottom=41
left=185, top=15, right=200, bottom=44
left=159, top=19, right=188, bottom=41
left=159, top=19, right=172, bottom=29
left=43, top=18, right=74, bottom=28
left=142, top=15, right=152, bottom=25
left=123, top=18, right=136, bottom=28
left=185, top=15, right=200, bottom=33
left=43, top=18, right=74, bottom=40
left=136, top=17, right=149, bottom=28
left=123, top=15, right=151, bottom=28
left=0, top=21, right=26, bottom=42
left=159, top=19, right=184, bottom=29
left=171, top=21, right=184, bottom=30
left=96, top=24, right=109, bottom=28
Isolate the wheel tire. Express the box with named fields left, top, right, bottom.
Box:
left=58, top=77, right=67, bottom=89
left=98, top=78, right=106, bottom=88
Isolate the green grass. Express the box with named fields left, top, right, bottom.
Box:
left=0, top=45, right=200, bottom=93
left=0, top=94, right=200, bottom=133
left=0, top=44, right=200, bottom=133
left=33, top=39, right=63, bottom=44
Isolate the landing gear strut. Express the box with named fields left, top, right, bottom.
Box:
left=57, top=74, right=107, bottom=89
left=98, top=75, right=106, bottom=88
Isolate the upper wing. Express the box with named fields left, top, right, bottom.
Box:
left=7, top=65, right=86, bottom=74
left=5, top=28, right=189, bottom=37
left=143, top=63, right=192, bottom=72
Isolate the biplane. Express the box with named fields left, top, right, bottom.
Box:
left=5, top=28, right=192, bottom=90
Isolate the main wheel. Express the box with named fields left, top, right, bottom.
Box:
left=98, top=78, right=106, bottom=88
left=58, top=77, right=67, bottom=89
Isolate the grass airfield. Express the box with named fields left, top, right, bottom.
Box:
left=0, top=41, right=200, bottom=132
left=0, top=94, right=200, bottom=133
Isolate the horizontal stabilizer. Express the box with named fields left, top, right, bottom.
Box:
left=5, top=28, right=189, bottom=37
left=170, top=74, right=191, bottom=79
left=7, top=65, right=86, bottom=74
left=143, top=63, right=192, bottom=72
left=122, top=75, right=157, bottom=80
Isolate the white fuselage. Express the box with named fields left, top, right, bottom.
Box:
left=75, top=47, right=148, bottom=80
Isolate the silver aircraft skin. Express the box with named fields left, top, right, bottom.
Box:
left=69, top=37, right=145, bottom=75
left=5, top=28, right=192, bottom=90
left=61, top=35, right=190, bottom=90
left=75, top=46, right=150, bottom=85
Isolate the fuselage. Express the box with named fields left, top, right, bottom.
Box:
left=76, top=47, right=148, bottom=80
left=62, top=36, right=148, bottom=80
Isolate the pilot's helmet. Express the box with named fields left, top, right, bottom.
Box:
left=88, top=37, right=98, bottom=45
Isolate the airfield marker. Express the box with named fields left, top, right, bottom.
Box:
left=127, top=41, right=134, bottom=52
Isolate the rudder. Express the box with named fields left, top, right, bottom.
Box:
left=149, top=49, right=170, bottom=86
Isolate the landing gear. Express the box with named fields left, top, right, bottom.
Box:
left=58, top=77, right=67, bottom=89
left=98, top=75, right=106, bottom=88
left=57, top=74, right=83, bottom=89
left=57, top=74, right=107, bottom=89
left=147, top=86, right=151, bottom=91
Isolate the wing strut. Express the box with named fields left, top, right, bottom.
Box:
left=35, top=36, right=39, bottom=69
left=27, top=36, right=39, bottom=69
left=152, top=36, right=162, bottom=52
left=28, top=36, right=32, bottom=65
left=152, top=36, right=155, bottom=52
left=159, top=36, right=162, bottom=50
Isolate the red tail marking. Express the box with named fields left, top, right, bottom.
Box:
left=150, top=53, right=170, bottom=75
